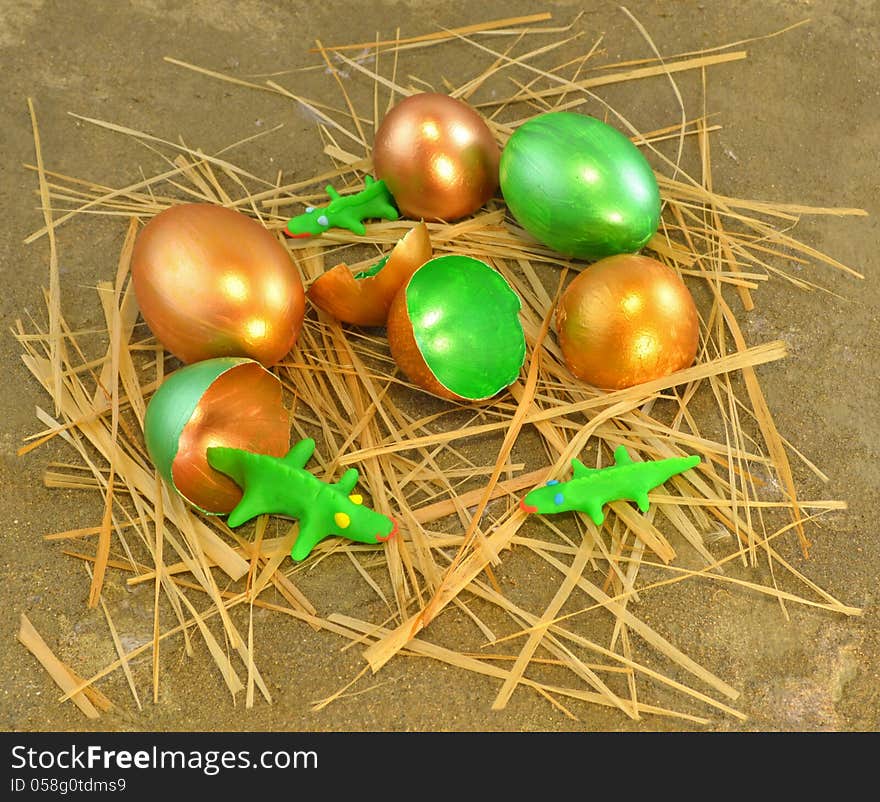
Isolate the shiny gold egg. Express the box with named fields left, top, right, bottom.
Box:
left=373, top=93, right=501, bottom=221
left=557, top=254, right=699, bottom=389
left=131, top=203, right=305, bottom=366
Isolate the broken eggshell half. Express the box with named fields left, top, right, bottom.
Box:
left=307, top=222, right=432, bottom=327
left=144, top=357, right=290, bottom=515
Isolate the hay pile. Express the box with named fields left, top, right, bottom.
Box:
left=15, top=12, right=865, bottom=724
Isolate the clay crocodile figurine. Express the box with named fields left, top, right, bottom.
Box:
left=520, top=445, right=700, bottom=526
left=207, top=438, right=397, bottom=561
left=286, top=176, right=399, bottom=238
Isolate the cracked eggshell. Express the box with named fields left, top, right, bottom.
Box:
left=144, top=357, right=290, bottom=514
left=307, top=222, right=432, bottom=326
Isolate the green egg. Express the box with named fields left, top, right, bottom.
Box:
left=499, top=112, right=661, bottom=260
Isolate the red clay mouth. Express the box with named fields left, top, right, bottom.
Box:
left=376, top=517, right=398, bottom=542
left=284, top=230, right=312, bottom=239
left=519, top=499, right=538, bottom=514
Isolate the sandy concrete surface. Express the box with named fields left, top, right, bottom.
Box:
left=1, top=0, right=877, bottom=732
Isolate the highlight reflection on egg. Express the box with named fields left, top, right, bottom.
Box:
left=373, top=93, right=501, bottom=222
left=144, top=357, right=290, bottom=514
left=557, top=254, right=699, bottom=389
left=131, top=203, right=305, bottom=366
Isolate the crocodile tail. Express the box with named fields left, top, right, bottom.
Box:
left=206, top=446, right=248, bottom=486
left=657, top=454, right=701, bottom=484
left=624, top=453, right=701, bottom=497
left=678, top=454, right=701, bottom=473
left=206, top=446, right=268, bottom=528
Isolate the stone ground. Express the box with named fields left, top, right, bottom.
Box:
left=1, top=0, right=877, bottom=732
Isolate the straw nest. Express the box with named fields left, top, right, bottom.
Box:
left=15, top=12, right=866, bottom=725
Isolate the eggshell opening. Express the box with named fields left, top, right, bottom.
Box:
left=387, top=254, right=526, bottom=401
left=144, top=357, right=290, bottom=514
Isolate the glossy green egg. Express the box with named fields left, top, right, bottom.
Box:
left=499, top=112, right=661, bottom=260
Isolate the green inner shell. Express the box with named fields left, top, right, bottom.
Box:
left=499, top=111, right=661, bottom=260
left=404, top=254, right=525, bottom=399
left=354, top=254, right=390, bottom=280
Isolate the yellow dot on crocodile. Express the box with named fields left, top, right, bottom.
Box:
left=348, top=494, right=363, bottom=505
left=334, top=512, right=351, bottom=529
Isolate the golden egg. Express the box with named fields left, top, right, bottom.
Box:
left=557, top=254, right=699, bottom=389
left=131, top=203, right=305, bottom=366
left=373, top=93, right=500, bottom=221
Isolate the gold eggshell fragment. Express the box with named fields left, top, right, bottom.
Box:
left=307, top=222, right=432, bottom=326
left=373, top=93, right=501, bottom=222
left=131, top=203, right=305, bottom=366
left=557, top=254, right=700, bottom=390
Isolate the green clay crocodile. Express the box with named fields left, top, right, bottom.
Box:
left=207, top=438, right=397, bottom=561
left=286, top=176, right=399, bottom=238
left=520, top=445, right=700, bottom=526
